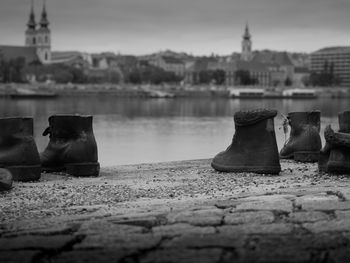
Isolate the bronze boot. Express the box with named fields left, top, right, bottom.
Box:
left=40, top=115, right=100, bottom=177
left=0, top=117, right=41, bottom=182
left=0, top=168, right=13, bottom=191
left=211, top=109, right=281, bottom=174
left=280, top=111, right=322, bottom=162
left=324, top=122, right=350, bottom=174
left=319, top=111, right=350, bottom=172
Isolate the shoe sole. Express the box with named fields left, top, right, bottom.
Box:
left=5, top=165, right=41, bottom=182
left=211, top=162, right=281, bottom=175
left=327, top=161, right=350, bottom=174
left=294, top=151, right=320, bottom=163
left=280, top=151, right=319, bottom=163
left=42, top=162, right=100, bottom=177
left=66, top=162, right=100, bottom=177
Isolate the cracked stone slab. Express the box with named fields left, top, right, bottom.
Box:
left=74, top=233, right=161, bottom=250
left=160, top=233, right=246, bottom=249
left=108, top=212, right=167, bottom=228
left=2, top=223, right=81, bottom=238
left=77, top=220, right=146, bottom=236
left=224, top=211, right=275, bottom=225
left=288, top=211, right=331, bottom=223
left=218, top=223, right=293, bottom=235
left=234, top=195, right=293, bottom=213
left=167, top=208, right=224, bottom=226
left=335, top=210, right=350, bottom=220
left=152, top=223, right=216, bottom=238
left=0, top=235, right=76, bottom=251
left=215, top=199, right=241, bottom=209
left=239, top=246, right=311, bottom=263
left=303, top=219, right=350, bottom=233
left=245, top=234, right=350, bottom=252
left=52, top=249, right=135, bottom=263
left=0, top=250, right=41, bottom=263
left=295, top=194, right=350, bottom=211
left=140, top=248, right=223, bottom=263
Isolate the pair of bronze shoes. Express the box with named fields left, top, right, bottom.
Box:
left=211, top=109, right=350, bottom=175
left=0, top=115, right=99, bottom=191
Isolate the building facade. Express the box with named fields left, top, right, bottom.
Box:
left=149, top=55, right=185, bottom=77
left=25, top=0, right=51, bottom=64
left=311, top=47, right=350, bottom=87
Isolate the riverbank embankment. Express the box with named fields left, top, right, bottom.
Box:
left=1, top=83, right=350, bottom=98
left=1, top=159, right=350, bottom=262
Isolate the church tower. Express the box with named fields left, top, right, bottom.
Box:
left=36, top=0, right=51, bottom=64
left=241, top=23, right=252, bottom=61
left=25, top=0, right=37, bottom=47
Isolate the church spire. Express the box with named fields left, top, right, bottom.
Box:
left=40, top=0, right=49, bottom=28
left=243, top=22, right=251, bottom=40
left=241, top=22, right=253, bottom=61
left=27, top=0, right=36, bottom=29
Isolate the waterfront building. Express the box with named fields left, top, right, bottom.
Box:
left=252, top=51, right=295, bottom=81
left=0, top=1, right=50, bottom=67
left=294, top=67, right=310, bottom=86
left=25, top=0, right=51, bottom=64
left=184, top=57, right=218, bottom=84
left=149, top=55, right=185, bottom=77
left=311, top=47, right=350, bottom=87
left=0, top=46, right=39, bottom=64
left=50, top=51, right=92, bottom=69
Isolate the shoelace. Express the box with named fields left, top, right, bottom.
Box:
left=280, top=113, right=290, bottom=145
left=42, top=127, right=51, bottom=136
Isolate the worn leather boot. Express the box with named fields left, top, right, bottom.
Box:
left=40, top=115, right=100, bottom=176
left=0, top=117, right=41, bottom=182
left=319, top=111, right=350, bottom=172
left=280, top=111, right=322, bottom=162
left=0, top=168, right=13, bottom=191
left=211, top=109, right=281, bottom=174
left=323, top=118, right=350, bottom=174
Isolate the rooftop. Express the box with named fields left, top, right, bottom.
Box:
left=161, top=56, right=184, bottom=64
left=237, top=60, right=270, bottom=72
left=252, top=51, right=294, bottom=66
left=0, top=45, right=39, bottom=64
left=314, top=46, right=350, bottom=53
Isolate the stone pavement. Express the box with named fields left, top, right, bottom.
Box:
left=1, top=159, right=350, bottom=262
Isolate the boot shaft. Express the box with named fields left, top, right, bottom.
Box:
left=234, top=118, right=276, bottom=149
left=0, top=117, right=34, bottom=139
left=338, top=111, right=350, bottom=133
left=46, top=115, right=94, bottom=139
left=233, top=109, right=278, bottom=148
left=288, top=111, right=321, bottom=133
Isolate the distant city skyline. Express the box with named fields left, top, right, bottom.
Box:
left=1, top=0, right=349, bottom=55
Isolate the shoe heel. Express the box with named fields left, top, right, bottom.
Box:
left=7, top=165, right=41, bottom=182
left=294, top=151, right=319, bottom=162
left=65, top=162, right=100, bottom=177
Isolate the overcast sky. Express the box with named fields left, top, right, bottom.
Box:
left=0, top=0, right=349, bottom=55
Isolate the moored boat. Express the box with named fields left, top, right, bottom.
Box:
left=229, top=88, right=265, bottom=98
left=282, top=88, right=317, bottom=99
left=10, top=88, right=58, bottom=99
left=228, top=88, right=317, bottom=99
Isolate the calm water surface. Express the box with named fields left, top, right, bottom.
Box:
left=0, top=96, right=349, bottom=166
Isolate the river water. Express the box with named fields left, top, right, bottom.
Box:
left=0, top=96, right=348, bottom=167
